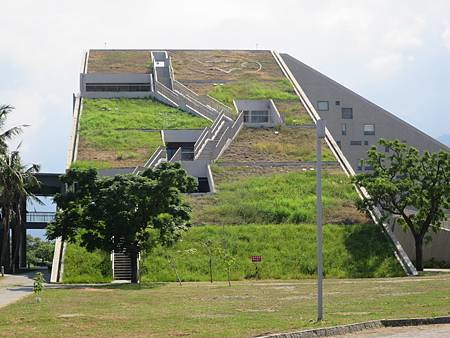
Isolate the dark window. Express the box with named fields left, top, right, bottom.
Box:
left=363, top=124, right=375, bottom=135
left=243, top=111, right=250, bottom=123
left=197, top=177, right=210, bottom=193
left=86, top=83, right=151, bottom=92
left=385, top=146, right=390, bottom=153
left=335, top=100, right=340, bottom=106
left=350, top=140, right=362, bottom=146
left=336, top=140, right=341, bottom=148
left=342, top=108, right=353, bottom=119
left=341, top=123, right=347, bottom=136
left=248, top=110, right=269, bottom=123
left=317, top=101, right=329, bottom=111
left=364, top=165, right=373, bottom=171
left=364, top=140, right=369, bottom=146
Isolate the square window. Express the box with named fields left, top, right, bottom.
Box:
left=385, top=146, right=390, bottom=153
left=336, top=140, right=341, bottom=149
left=363, top=124, right=375, bottom=135
left=342, top=107, right=353, bottom=119
left=335, top=100, right=340, bottom=106
left=364, top=140, right=369, bottom=146
left=341, top=123, right=347, bottom=136
left=317, top=101, right=329, bottom=111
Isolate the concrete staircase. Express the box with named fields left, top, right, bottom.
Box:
left=112, top=251, right=133, bottom=281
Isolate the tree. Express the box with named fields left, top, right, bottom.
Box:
left=0, top=150, right=40, bottom=272
left=47, top=162, right=197, bottom=283
left=0, top=105, right=27, bottom=154
left=353, top=139, right=450, bottom=271
left=27, top=235, right=54, bottom=266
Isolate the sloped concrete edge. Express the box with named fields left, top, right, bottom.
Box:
left=256, top=316, right=450, bottom=338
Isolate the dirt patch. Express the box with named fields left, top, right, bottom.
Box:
left=76, top=138, right=153, bottom=168
left=219, top=127, right=333, bottom=163
left=170, top=50, right=284, bottom=83
left=88, top=50, right=152, bottom=74
left=80, top=288, right=114, bottom=293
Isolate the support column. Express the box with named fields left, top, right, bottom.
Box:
left=20, top=226, right=27, bottom=268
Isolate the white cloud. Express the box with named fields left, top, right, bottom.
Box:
left=442, top=26, right=450, bottom=50
left=1, top=0, right=449, bottom=170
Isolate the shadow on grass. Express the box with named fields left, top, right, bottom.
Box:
left=343, top=223, right=404, bottom=278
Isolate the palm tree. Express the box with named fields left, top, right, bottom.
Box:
left=0, top=104, right=27, bottom=154
left=0, top=150, right=40, bottom=272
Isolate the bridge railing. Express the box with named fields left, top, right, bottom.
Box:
left=26, top=212, right=56, bottom=223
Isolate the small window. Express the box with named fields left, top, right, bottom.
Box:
left=341, top=123, right=347, bottom=136
left=336, top=140, right=341, bottom=149
left=250, top=110, right=269, bottom=123
left=363, top=124, right=375, bottom=135
left=364, top=140, right=369, bottom=146
left=350, top=140, right=362, bottom=146
left=317, top=101, right=329, bottom=111
left=342, top=108, right=353, bottom=119
left=335, top=100, right=340, bottom=106
left=385, top=146, right=390, bottom=153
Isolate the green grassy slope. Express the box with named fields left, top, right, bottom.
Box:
left=63, top=242, right=112, bottom=283
left=208, top=80, right=310, bottom=125
left=75, top=98, right=210, bottom=169
left=189, top=168, right=368, bottom=226
left=62, top=223, right=403, bottom=283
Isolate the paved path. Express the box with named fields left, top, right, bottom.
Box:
left=0, top=270, right=49, bottom=309
left=346, top=324, right=450, bottom=337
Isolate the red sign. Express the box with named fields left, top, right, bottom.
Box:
left=251, top=255, right=262, bottom=263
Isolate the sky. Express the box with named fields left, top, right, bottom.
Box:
left=1, top=0, right=450, bottom=173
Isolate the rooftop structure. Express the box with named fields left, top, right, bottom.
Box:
left=47, top=48, right=450, bottom=282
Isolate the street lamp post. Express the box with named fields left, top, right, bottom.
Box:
left=316, top=119, right=326, bottom=321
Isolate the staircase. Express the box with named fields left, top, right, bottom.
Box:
left=112, top=251, right=133, bottom=281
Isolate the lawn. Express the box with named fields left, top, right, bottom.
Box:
left=1, top=275, right=449, bottom=337
left=219, top=127, right=335, bottom=163
left=62, top=223, right=403, bottom=284
left=75, top=98, right=210, bottom=169
left=207, top=79, right=298, bottom=109
left=189, top=168, right=368, bottom=225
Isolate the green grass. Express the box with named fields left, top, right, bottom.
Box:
left=77, top=98, right=210, bottom=169
left=142, top=223, right=402, bottom=282
left=190, top=169, right=366, bottom=225
left=81, top=98, right=210, bottom=132
left=1, top=275, right=449, bottom=337
left=208, top=79, right=298, bottom=109
left=63, top=242, right=112, bottom=283
left=62, top=223, right=402, bottom=284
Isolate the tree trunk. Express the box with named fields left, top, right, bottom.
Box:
left=414, top=236, right=424, bottom=271
left=1, top=212, right=11, bottom=272
left=130, top=251, right=138, bottom=284
left=12, top=206, right=22, bottom=273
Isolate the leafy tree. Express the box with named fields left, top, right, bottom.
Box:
left=0, top=104, right=27, bottom=154
left=0, top=150, right=40, bottom=272
left=27, top=235, right=54, bottom=266
left=47, top=162, right=197, bottom=282
left=354, top=140, right=450, bottom=271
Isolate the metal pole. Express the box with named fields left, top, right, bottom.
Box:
left=316, top=119, right=325, bottom=321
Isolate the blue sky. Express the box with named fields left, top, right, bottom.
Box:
left=1, top=0, right=450, bottom=173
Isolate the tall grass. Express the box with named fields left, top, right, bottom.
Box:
left=63, top=242, right=112, bottom=283
left=189, top=169, right=366, bottom=225
left=62, top=223, right=403, bottom=284
left=141, top=223, right=403, bottom=282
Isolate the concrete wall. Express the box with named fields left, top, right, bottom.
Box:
left=235, top=99, right=283, bottom=127
left=180, top=160, right=209, bottom=177
left=281, top=54, right=449, bottom=172
left=162, top=129, right=203, bottom=144
left=393, top=225, right=450, bottom=263
left=80, top=73, right=153, bottom=98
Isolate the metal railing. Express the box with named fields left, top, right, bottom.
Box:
left=26, top=212, right=56, bottom=223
